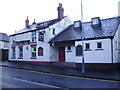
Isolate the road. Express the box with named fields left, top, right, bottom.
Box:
left=0, top=66, right=119, bottom=89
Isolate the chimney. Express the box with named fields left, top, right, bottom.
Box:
left=118, top=1, right=120, bottom=16
left=32, top=19, right=36, bottom=24
left=25, top=16, right=29, bottom=28
left=57, top=3, right=64, bottom=21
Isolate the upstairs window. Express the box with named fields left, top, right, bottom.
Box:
left=76, top=45, right=82, bottom=56
left=38, top=32, right=44, bottom=42
left=91, top=17, right=101, bottom=27
left=53, top=28, right=55, bottom=35
left=38, top=47, right=43, bottom=56
left=32, top=31, right=36, bottom=42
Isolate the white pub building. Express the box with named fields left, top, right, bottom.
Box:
left=9, top=4, right=120, bottom=69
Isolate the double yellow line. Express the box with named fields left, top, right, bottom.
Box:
left=1, top=66, right=119, bottom=83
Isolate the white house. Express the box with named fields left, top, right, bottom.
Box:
left=9, top=4, right=72, bottom=62
left=0, top=33, right=9, bottom=61
left=49, top=16, right=120, bottom=67
left=9, top=3, right=120, bottom=69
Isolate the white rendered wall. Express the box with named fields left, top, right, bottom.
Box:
left=0, top=41, right=9, bottom=50
left=48, top=16, right=72, bottom=40
left=118, top=23, right=120, bottom=62
left=65, top=46, right=75, bottom=62
left=75, top=38, right=112, bottom=63
left=9, top=16, right=72, bottom=62
left=113, top=24, right=120, bottom=63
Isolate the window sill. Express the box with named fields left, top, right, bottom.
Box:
left=11, top=57, right=16, bottom=59
left=84, top=49, right=92, bottom=51
left=39, top=40, right=44, bottom=42
left=76, top=55, right=83, bottom=57
left=18, top=57, right=23, bottom=59
left=66, top=50, right=72, bottom=52
left=95, top=48, right=104, bottom=51
left=31, top=57, right=37, bottom=59
left=30, top=42, right=37, bottom=44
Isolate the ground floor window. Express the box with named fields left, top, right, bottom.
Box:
left=12, top=47, right=16, bottom=58
left=38, top=47, right=43, bottom=56
left=18, top=46, right=23, bottom=58
left=31, top=46, right=36, bottom=58
left=97, top=42, right=102, bottom=49
left=76, top=45, right=82, bottom=56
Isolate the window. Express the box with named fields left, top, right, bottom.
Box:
left=97, top=42, right=102, bottom=49
left=12, top=47, right=16, bottom=58
left=116, top=41, right=118, bottom=50
left=18, top=47, right=23, bottom=58
left=4, top=42, right=9, bottom=48
left=67, top=46, right=71, bottom=50
left=53, top=28, right=55, bottom=35
left=32, top=31, right=36, bottom=42
left=38, top=32, right=44, bottom=42
left=38, top=47, right=43, bottom=56
left=31, top=47, right=36, bottom=58
left=85, top=43, right=90, bottom=50
left=76, top=45, right=82, bottom=56
left=91, top=17, right=101, bottom=27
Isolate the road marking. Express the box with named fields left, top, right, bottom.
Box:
left=2, top=66, right=119, bottom=83
left=13, top=78, right=64, bottom=89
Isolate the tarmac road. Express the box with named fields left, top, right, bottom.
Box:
left=1, top=66, right=120, bottom=89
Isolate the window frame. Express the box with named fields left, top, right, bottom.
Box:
left=97, top=42, right=102, bottom=49
left=38, top=47, right=43, bottom=56
left=38, top=32, right=44, bottom=42
left=18, top=46, right=23, bottom=59
left=31, top=46, right=36, bottom=58
left=85, top=43, right=91, bottom=50
left=95, top=42, right=104, bottom=51
left=12, top=47, right=16, bottom=59
left=31, top=31, right=36, bottom=42
left=67, top=46, right=71, bottom=51
left=53, top=28, right=55, bottom=35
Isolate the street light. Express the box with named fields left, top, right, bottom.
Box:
left=81, top=0, right=85, bottom=73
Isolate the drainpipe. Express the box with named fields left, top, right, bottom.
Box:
left=111, top=38, right=113, bottom=64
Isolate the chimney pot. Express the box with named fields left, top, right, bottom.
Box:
left=25, top=16, right=29, bottom=28
left=57, top=3, right=64, bottom=21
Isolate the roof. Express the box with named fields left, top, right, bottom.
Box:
left=50, top=17, right=120, bottom=43
left=0, top=33, right=9, bottom=42
left=10, top=18, right=60, bottom=36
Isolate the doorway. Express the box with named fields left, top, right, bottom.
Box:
left=58, top=47, right=65, bottom=62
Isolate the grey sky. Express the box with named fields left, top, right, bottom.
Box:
left=0, top=0, right=119, bottom=35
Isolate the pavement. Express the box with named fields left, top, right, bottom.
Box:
left=0, top=61, right=120, bottom=81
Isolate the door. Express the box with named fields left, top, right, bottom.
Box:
left=58, top=47, right=65, bottom=62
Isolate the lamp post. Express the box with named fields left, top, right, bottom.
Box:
left=81, top=0, right=85, bottom=73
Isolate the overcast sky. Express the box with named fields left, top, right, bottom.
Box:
left=0, top=0, right=119, bottom=35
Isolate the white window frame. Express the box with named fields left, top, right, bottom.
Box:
left=31, top=46, right=36, bottom=58
left=18, top=47, right=23, bottom=58
left=31, top=31, right=36, bottom=42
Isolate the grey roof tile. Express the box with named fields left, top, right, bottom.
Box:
left=0, top=33, right=9, bottom=42
left=50, top=17, right=120, bottom=43
left=10, top=18, right=59, bottom=36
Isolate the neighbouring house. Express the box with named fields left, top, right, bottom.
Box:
left=9, top=4, right=72, bottom=62
left=0, top=33, right=9, bottom=61
left=49, top=16, right=120, bottom=69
